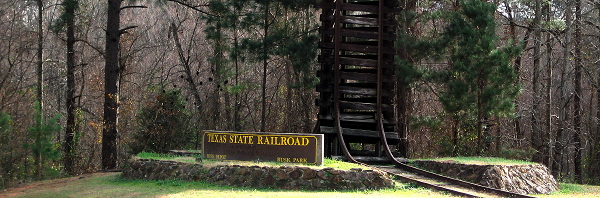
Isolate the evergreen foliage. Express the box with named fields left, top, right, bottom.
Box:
left=282, top=34, right=319, bottom=88
left=204, top=0, right=318, bottom=88
left=0, top=112, right=10, bottom=152
left=437, top=0, right=521, bottom=155
left=202, top=0, right=319, bottom=131
left=50, top=0, right=79, bottom=33
left=26, top=102, right=62, bottom=179
left=131, top=88, right=193, bottom=153
left=0, top=112, right=12, bottom=189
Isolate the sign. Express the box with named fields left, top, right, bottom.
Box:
left=202, top=130, right=324, bottom=165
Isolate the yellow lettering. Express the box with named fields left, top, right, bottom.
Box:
left=280, top=137, right=287, bottom=145
left=292, top=158, right=307, bottom=163
left=206, top=154, right=215, bottom=158
left=302, top=137, right=309, bottom=146
left=229, top=135, right=235, bottom=143
left=277, top=157, right=291, bottom=162
left=258, top=136, right=264, bottom=144
left=207, top=134, right=229, bottom=143
left=216, top=155, right=226, bottom=159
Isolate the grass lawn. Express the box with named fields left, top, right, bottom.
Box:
left=3, top=154, right=600, bottom=198
left=1, top=172, right=454, bottom=198
left=3, top=172, right=600, bottom=198
left=413, top=156, right=537, bottom=165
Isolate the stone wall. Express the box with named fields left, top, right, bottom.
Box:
left=121, top=159, right=394, bottom=190
left=412, top=160, right=559, bottom=194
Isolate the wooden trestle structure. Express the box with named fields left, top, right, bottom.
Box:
left=315, top=0, right=401, bottom=158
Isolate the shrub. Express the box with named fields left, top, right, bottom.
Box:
left=130, top=89, right=193, bottom=153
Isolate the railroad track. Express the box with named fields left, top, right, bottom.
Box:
left=373, top=164, right=537, bottom=198
left=315, top=0, right=538, bottom=197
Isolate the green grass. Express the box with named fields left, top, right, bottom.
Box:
left=413, top=156, right=536, bottom=165
left=4, top=168, right=600, bottom=198
left=5, top=172, right=454, bottom=198
left=554, top=183, right=585, bottom=194
left=537, top=183, right=600, bottom=198
left=135, top=152, right=370, bottom=170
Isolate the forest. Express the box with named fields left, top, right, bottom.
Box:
left=0, top=0, right=599, bottom=189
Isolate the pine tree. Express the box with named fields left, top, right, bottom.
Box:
left=439, top=0, right=521, bottom=155
left=27, top=103, right=61, bottom=179
left=203, top=0, right=317, bottom=132
left=0, top=112, right=12, bottom=188
left=52, top=0, right=80, bottom=176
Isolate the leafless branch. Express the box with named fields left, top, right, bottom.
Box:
left=167, top=0, right=215, bottom=16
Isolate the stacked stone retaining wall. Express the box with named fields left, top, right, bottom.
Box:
left=412, top=160, right=559, bottom=194
left=121, top=159, right=394, bottom=190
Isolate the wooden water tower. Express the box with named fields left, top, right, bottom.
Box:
left=315, top=0, right=401, bottom=159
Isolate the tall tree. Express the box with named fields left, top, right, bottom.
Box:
left=35, top=0, right=44, bottom=116
left=439, top=0, right=521, bottom=155
left=260, top=2, right=269, bottom=132
left=555, top=0, right=573, bottom=177
left=53, top=0, right=80, bottom=175
left=103, top=0, right=122, bottom=169
left=573, top=0, right=583, bottom=182
left=543, top=0, right=554, bottom=174
left=396, top=0, right=420, bottom=158
left=531, top=0, right=543, bottom=163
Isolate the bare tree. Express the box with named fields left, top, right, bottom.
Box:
left=102, top=0, right=121, bottom=169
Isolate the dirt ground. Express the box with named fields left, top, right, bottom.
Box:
left=0, top=172, right=117, bottom=197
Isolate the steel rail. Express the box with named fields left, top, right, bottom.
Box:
left=333, top=0, right=358, bottom=164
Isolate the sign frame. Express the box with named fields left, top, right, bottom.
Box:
left=201, top=130, right=324, bottom=165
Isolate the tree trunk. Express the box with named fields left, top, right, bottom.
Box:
left=64, top=0, right=77, bottom=175
left=102, top=0, right=121, bottom=170
left=544, top=2, right=554, bottom=175
left=395, top=0, right=418, bottom=158
left=170, top=23, right=204, bottom=127
left=555, top=0, right=572, bottom=178
left=573, top=0, right=583, bottom=183
left=34, top=0, right=44, bottom=180
left=233, top=26, right=241, bottom=131
left=504, top=0, right=528, bottom=146
left=211, top=21, right=223, bottom=130
left=260, top=3, right=270, bottom=132
left=477, top=68, right=485, bottom=154
left=531, top=0, right=543, bottom=163
left=36, top=0, right=44, bottom=116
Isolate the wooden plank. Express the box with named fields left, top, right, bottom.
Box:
left=319, top=56, right=395, bottom=68
left=341, top=71, right=395, bottom=82
left=317, top=70, right=395, bottom=82
left=350, top=0, right=400, bottom=7
left=320, top=42, right=397, bottom=54
left=320, top=14, right=397, bottom=26
left=316, top=2, right=400, bottom=13
left=319, top=114, right=396, bottom=124
left=316, top=99, right=393, bottom=111
left=319, top=27, right=396, bottom=40
left=319, top=126, right=399, bottom=140
left=340, top=97, right=393, bottom=104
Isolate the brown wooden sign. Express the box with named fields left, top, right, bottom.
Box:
left=202, top=130, right=324, bottom=165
